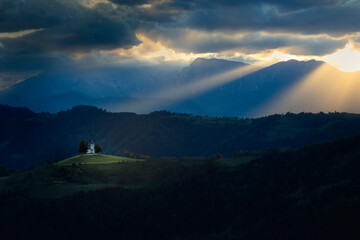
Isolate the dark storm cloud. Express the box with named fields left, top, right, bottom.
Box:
left=109, top=0, right=151, bottom=6
left=155, top=1, right=194, bottom=11
left=183, top=3, right=360, bottom=35
left=1, top=15, right=139, bottom=53
left=0, top=0, right=139, bottom=51
left=226, top=33, right=347, bottom=56
left=131, top=0, right=194, bottom=23
left=1, top=0, right=355, bottom=58
left=109, top=0, right=358, bottom=36
left=0, top=0, right=358, bottom=89
left=120, top=0, right=342, bottom=10
left=0, top=0, right=61, bottom=32
left=135, top=8, right=179, bottom=23
left=187, top=0, right=343, bottom=9
left=0, top=0, right=140, bottom=82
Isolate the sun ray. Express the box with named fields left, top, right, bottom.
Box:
left=111, top=60, right=275, bottom=113
left=252, top=63, right=360, bottom=116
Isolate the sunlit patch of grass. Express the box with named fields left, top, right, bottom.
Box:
left=55, top=154, right=142, bottom=166
left=0, top=154, right=257, bottom=199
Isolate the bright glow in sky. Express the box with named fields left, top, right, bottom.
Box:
left=109, top=33, right=215, bottom=64
left=111, top=33, right=360, bottom=74
left=249, top=50, right=319, bottom=62
left=253, top=63, right=360, bottom=116
left=323, top=43, right=360, bottom=72
left=252, top=43, right=360, bottom=73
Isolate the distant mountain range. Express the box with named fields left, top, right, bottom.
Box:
left=0, top=64, right=179, bottom=112
left=2, top=104, right=360, bottom=169
left=177, top=57, right=248, bottom=85
left=0, top=58, right=359, bottom=116
left=169, top=59, right=323, bottom=116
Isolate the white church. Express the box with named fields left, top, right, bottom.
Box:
left=86, top=141, right=95, bottom=154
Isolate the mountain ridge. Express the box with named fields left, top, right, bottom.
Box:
left=2, top=104, right=360, bottom=169
left=0, top=58, right=358, bottom=116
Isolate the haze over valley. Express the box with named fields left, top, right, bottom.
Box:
left=1, top=1, right=360, bottom=239
left=1, top=58, right=360, bottom=117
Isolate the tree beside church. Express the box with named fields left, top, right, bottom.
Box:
left=78, top=140, right=88, bottom=154
left=95, top=144, right=102, bottom=153
left=79, top=140, right=102, bottom=154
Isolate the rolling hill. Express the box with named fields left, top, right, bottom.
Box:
left=0, top=153, right=241, bottom=199
left=2, top=104, right=360, bottom=169
left=0, top=154, right=153, bottom=198
left=1, top=134, right=360, bottom=239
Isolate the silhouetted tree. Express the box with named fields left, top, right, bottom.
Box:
left=123, top=151, right=135, bottom=158
left=78, top=140, right=88, bottom=153
left=123, top=150, right=130, bottom=157
left=95, top=144, right=102, bottom=153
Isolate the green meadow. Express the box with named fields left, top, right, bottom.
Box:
left=0, top=154, right=251, bottom=198
left=55, top=154, right=143, bottom=166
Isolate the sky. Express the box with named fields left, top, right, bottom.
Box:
left=1, top=0, right=360, bottom=89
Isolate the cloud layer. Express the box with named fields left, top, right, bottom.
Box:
left=0, top=0, right=359, bottom=88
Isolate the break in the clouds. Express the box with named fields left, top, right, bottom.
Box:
left=0, top=0, right=360, bottom=88
left=142, top=28, right=347, bottom=55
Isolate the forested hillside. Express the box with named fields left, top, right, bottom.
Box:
left=2, top=104, right=360, bottom=169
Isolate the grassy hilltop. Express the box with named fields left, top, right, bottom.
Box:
left=0, top=154, right=154, bottom=198
left=0, top=153, right=249, bottom=198
left=55, top=154, right=139, bottom=165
